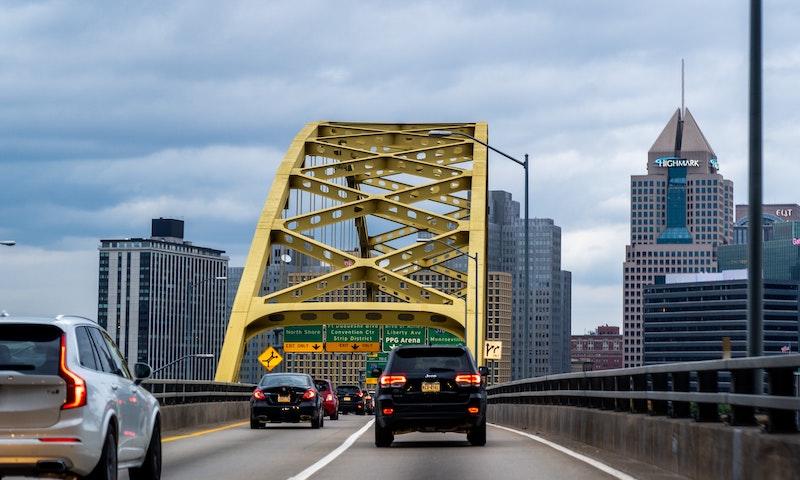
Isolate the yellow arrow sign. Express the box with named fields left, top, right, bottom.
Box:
left=284, top=342, right=324, bottom=353
left=258, top=346, right=283, bottom=371
left=325, top=342, right=381, bottom=353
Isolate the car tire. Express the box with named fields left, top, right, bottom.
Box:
left=84, top=428, right=117, bottom=480
left=129, top=420, right=161, bottom=480
left=250, top=417, right=262, bottom=429
left=331, top=410, right=339, bottom=420
left=467, top=421, right=487, bottom=446
left=311, top=410, right=323, bottom=429
left=374, top=422, right=393, bottom=448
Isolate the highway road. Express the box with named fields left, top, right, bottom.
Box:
left=116, top=415, right=645, bottom=480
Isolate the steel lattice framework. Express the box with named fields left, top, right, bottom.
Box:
left=216, top=122, right=488, bottom=381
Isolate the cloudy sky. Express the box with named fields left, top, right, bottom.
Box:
left=1, top=1, right=799, bottom=334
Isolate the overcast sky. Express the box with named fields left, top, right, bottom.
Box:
left=1, top=1, right=799, bottom=334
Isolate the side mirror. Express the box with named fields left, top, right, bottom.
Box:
left=134, top=362, right=152, bottom=385
left=370, top=367, right=382, bottom=377
left=478, top=366, right=490, bottom=377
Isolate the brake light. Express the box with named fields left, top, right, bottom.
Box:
left=252, top=388, right=266, bottom=400
left=59, top=334, right=86, bottom=410
left=379, top=374, right=407, bottom=388
left=326, top=393, right=333, bottom=402
left=467, top=407, right=480, bottom=415
left=39, top=437, right=81, bottom=443
left=302, top=389, right=316, bottom=400
left=455, top=373, right=481, bottom=387
left=382, top=408, right=394, bottom=415
left=356, top=391, right=363, bottom=398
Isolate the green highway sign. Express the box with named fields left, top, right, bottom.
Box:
left=284, top=326, right=323, bottom=342
left=366, top=353, right=389, bottom=385
left=382, top=326, right=425, bottom=351
left=428, top=328, right=464, bottom=346
left=326, top=325, right=380, bottom=343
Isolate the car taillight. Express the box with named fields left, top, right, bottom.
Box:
left=379, top=374, right=407, bottom=388
left=356, top=391, right=363, bottom=398
left=302, top=389, right=316, bottom=400
left=455, top=373, right=481, bottom=387
left=59, top=334, right=86, bottom=410
left=252, top=388, right=266, bottom=400
left=467, top=406, right=480, bottom=415
left=382, top=407, right=394, bottom=415
left=325, top=393, right=333, bottom=402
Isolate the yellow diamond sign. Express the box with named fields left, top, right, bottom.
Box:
left=258, top=346, right=283, bottom=371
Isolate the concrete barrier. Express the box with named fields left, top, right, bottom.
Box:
left=488, top=404, right=800, bottom=480
left=160, top=402, right=250, bottom=433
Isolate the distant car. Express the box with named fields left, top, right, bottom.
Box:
left=314, top=378, right=339, bottom=420
left=336, top=385, right=366, bottom=415
left=251, top=373, right=324, bottom=429
left=374, top=345, right=487, bottom=447
left=364, top=389, right=375, bottom=415
left=0, top=315, right=161, bottom=479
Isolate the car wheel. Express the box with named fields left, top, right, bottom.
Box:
left=374, top=422, right=393, bottom=448
left=311, top=410, right=323, bottom=429
left=331, top=410, right=339, bottom=420
left=250, top=416, right=262, bottom=429
left=129, top=420, right=161, bottom=480
left=467, top=421, right=487, bottom=446
left=84, top=428, right=117, bottom=480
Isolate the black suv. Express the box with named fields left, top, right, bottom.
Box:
left=336, top=384, right=366, bottom=415
left=373, top=345, right=487, bottom=447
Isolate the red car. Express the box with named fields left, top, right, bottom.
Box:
left=314, top=378, right=339, bottom=420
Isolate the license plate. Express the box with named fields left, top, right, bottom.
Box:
left=343, top=396, right=351, bottom=401
left=277, top=394, right=291, bottom=403
left=421, top=382, right=440, bottom=393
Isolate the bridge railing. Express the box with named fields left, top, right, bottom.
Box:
left=487, top=355, right=800, bottom=433
left=141, top=380, right=256, bottom=406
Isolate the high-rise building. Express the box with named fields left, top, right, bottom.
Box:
left=643, top=271, right=800, bottom=364
left=719, top=221, right=800, bottom=281
left=732, top=204, right=800, bottom=244
left=623, top=109, right=734, bottom=367
left=570, top=325, right=623, bottom=371
left=98, top=218, right=229, bottom=380
left=485, top=272, right=513, bottom=384
left=487, top=190, right=571, bottom=379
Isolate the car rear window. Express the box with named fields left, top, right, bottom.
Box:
left=336, top=385, right=360, bottom=394
left=260, top=374, right=310, bottom=388
left=314, top=381, right=330, bottom=392
left=389, top=347, right=472, bottom=373
left=0, top=324, right=62, bottom=375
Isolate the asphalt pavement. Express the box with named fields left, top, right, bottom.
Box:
left=115, top=414, right=639, bottom=480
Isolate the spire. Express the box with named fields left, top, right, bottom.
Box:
left=680, top=109, right=716, bottom=156
left=648, top=109, right=681, bottom=154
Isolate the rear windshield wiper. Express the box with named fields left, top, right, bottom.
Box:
left=427, top=367, right=456, bottom=372
left=0, top=364, right=36, bottom=370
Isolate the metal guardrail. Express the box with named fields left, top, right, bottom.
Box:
left=487, top=355, right=800, bottom=433
left=141, top=380, right=256, bottom=406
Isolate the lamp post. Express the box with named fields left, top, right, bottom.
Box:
left=0, top=241, right=16, bottom=247
left=428, top=129, right=530, bottom=376
left=186, top=276, right=227, bottom=379
left=152, top=353, right=215, bottom=378
left=417, top=235, right=480, bottom=362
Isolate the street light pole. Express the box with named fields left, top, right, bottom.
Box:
left=428, top=130, right=530, bottom=376
left=419, top=236, right=480, bottom=362
left=152, top=353, right=215, bottom=377
left=186, top=276, right=227, bottom=380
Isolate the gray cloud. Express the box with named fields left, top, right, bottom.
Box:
left=1, top=0, right=799, bottom=334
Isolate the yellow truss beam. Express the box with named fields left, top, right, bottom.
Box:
left=216, top=122, right=488, bottom=382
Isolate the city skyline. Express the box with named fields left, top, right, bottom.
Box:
left=2, top=1, right=800, bottom=335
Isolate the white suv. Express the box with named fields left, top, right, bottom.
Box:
left=0, top=315, right=161, bottom=479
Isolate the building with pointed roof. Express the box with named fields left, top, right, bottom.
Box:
left=622, top=109, right=734, bottom=367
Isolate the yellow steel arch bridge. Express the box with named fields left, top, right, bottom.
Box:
left=215, top=122, right=488, bottom=382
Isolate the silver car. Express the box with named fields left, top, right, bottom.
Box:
left=0, top=315, right=161, bottom=479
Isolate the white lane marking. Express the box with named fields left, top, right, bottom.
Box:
left=287, top=418, right=375, bottom=480
left=489, top=423, right=639, bottom=480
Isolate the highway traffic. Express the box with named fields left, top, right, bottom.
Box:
left=119, top=415, right=627, bottom=480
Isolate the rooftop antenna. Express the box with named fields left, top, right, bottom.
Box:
left=681, top=58, right=685, bottom=118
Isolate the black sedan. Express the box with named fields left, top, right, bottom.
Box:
left=250, top=373, right=324, bottom=429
